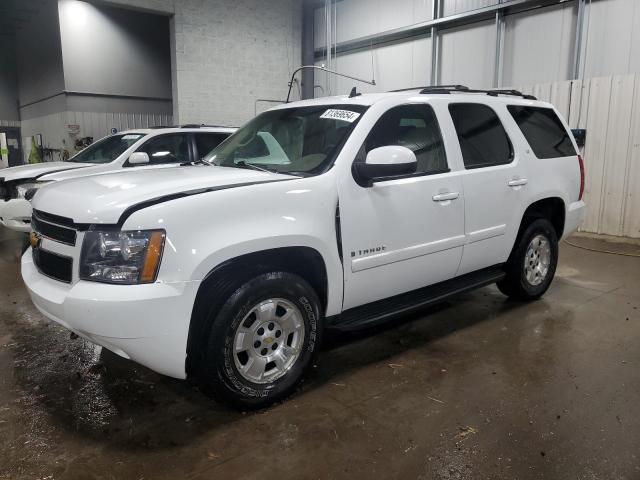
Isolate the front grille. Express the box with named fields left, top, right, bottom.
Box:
left=32, top=211, right=77, bottom=246
left=32, top=209, right=76, bottom=228
left=33, top=248, right=73, bottom=283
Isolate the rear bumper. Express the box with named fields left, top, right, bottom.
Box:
left=0, top=198, right=32, bottom=232
left=563, top=200, right=586, bottom=240
left=22, top=250, right=200, bottom=379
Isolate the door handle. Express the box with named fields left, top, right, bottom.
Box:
left=508, top=178, right=528, bottom=187
left=432, top=192, right=460, bottom=202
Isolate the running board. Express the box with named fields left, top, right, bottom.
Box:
left=330, top=265, right=505, bottom=331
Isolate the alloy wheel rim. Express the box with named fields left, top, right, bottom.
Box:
left=232, top=298, right=305, bottom=384
left=524, top=234, right=551, bottom=286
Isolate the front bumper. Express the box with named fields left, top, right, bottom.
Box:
left=22, top=250, right=200, bottom=379
left=0, top=198, right=32, bottom=232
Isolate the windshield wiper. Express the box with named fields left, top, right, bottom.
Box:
left=235, top=161, right=276, bottom=174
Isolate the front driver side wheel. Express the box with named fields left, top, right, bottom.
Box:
left=497, top=218, right=559, bottom=301
left=198, top=271, right=322, bottom=409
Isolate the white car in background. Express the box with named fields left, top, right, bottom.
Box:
left=0, top=125, right=236, bottom=232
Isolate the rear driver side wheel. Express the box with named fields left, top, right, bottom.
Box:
left=497, top=218, right=558, bottom=301
left=198, top=271, right=322, bottom=409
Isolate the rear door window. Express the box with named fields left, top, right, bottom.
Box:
left=507, top=106, right=577, bottom=158
left=364, top=104, right=448, bottom=175
left=194, top=132, right=230, bottom=159
left=449, top=103, right=513, bottom=169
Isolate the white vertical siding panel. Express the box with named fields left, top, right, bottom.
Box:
left=581, top=76, right=612, bottom=233
left=549, top=80, right=572, bottom=119
left=599, top=74, right=635, bottom=235
left=106, top=113, right=114, bottom=135
left=532, top=83, right=553, bottom=103
left=98, top=113, right=108, bottom=139
left=622, top=74, right=640, bottom=238
left=568, top=79, right=585, bottom=129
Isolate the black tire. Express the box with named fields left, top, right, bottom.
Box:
left=198, top=271, right=322, bottom=409
left=497, top=218, right=558, bottom=301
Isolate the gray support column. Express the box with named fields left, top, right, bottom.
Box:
left=572, top=0, right=587, bottom=79
left=493, top=1, right=505, bottom=87
left=430, top=0, right=441, bottom=86
left=301, top=0, right=316, bottom=99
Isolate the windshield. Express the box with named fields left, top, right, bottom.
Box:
left=69, top=133, right=147, bottom=164
left=203, top=105, right=367, bottom=175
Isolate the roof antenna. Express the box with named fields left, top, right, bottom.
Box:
left=285, top=66, right=375, bottom=102
left=349, top=87, right=361, bottom=98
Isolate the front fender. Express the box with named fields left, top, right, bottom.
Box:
left=122, top=174, right=344, bottom=315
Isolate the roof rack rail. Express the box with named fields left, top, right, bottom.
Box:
left=390, top=84, right=469, bottom=93
left=419, top=85, right=536, bottom=100
left=179, top=124, right=236, bottom=129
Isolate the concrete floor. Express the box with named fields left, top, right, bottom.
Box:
left=1, top=228, right=639, bottom=480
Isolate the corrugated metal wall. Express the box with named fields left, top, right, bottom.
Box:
left=314, top=0, right=640, bottom=93
left=516, top=74, right=640, bottom=238
left=64, top=111, right=173, bottom=140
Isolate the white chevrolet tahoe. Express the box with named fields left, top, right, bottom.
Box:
left=0, top=126, right=235, bottom=232
left=22, top=86, right=585, bottom=408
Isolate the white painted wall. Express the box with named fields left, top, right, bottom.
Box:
left=441, top=0, right=498, bottom=17
left=580, top=0, right=640, bottom=79
left=439, top=20, right=496, bottom=88
left=314, top=0, right=434, bottom=47
left=502, top=2, right=576, bottom=86
left=315, top=37, right=432, bottom=95
left=314, top=0, right=640, bottom=92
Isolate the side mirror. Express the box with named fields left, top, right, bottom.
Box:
left=352, top=145, right=417, bottom=187
left=128, top=152, right=150, bottom=165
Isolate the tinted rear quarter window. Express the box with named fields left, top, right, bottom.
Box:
left=507, top=106, right=576, bottom=159
left=449, top=103, right=513, bottom=169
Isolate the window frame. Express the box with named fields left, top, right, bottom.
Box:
left=355, top=102, right=451, bottom=184
left=126, top=132, right=193, bottom=167
left=448, top=102, right=515, bottom=170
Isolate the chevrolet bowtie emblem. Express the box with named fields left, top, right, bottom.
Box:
left=29, top=231, right=41, bottom=249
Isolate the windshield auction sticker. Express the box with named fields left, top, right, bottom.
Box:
left=320, top=109, right=361, bottom=123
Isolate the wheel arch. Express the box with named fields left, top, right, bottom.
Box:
left=185, top=246, right=329, bottom=378
left=516, top=197, right=566, bottom=244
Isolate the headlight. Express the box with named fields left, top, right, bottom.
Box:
left=16, top=181, right=51, bottom=199
left=80, top=229, right=165, bottom=284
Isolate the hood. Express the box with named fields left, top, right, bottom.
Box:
left=33, top=165, right=296, bottom=225
left=0, top=162, right=92, bottom=182
left=39, top=162, right=179, bottom=182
